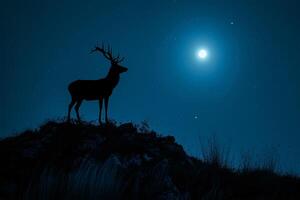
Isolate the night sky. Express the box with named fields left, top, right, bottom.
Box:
left=1, top=0, right=300, bottom=173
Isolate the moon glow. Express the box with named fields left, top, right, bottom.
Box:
left=197, top=49, right=208, bottom=60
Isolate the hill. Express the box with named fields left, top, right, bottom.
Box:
left=0, top=121, right=299, bottom=200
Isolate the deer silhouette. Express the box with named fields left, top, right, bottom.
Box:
left=67, top=43, right=128, bottom=124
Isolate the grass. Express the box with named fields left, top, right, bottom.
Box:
left=199, top=134, right=282, bottom=174
left=23, top=155, right=125, bottom=200
left=199, top=135, right=232, bottom=169
left=0, top=120, right=299, bottom=199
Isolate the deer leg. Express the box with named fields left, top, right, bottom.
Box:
left=75, top=100, right=83, bottom=122
left=104, top=97, right=109, bottom=123
left=67, top=99, right=76, bottom=122
left=99, top=99, right=103, bottom=124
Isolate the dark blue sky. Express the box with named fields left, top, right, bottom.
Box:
left=1, top=0, right=300, bottom=173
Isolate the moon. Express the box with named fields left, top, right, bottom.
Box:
left=197, top=49, right=208, bottom=60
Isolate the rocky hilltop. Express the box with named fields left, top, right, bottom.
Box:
left=0, top=121, right=299, bottom=200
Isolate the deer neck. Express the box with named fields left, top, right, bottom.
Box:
left=105, top=69, right=120, bottom=88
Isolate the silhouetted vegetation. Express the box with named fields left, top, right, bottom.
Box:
left=0, top=120, right=299, bottom=199
left=239, top=148, right=280, bottom=174
left=199, top=135, right=232, bottom=169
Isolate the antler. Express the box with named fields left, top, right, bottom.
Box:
left=90, top=43, right=124, bottom=63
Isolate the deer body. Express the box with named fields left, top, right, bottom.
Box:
left=67, top=44, right=127, bottom=124
left=68, top=74, right=119, bottom=100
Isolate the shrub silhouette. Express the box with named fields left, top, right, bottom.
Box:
left=0, top=120, right=299, bottom=200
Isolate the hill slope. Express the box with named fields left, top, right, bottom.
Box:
left=0, top=121, right=299, bottom=200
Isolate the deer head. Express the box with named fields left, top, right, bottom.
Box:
left=90, top=43, right=128, bottom=74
